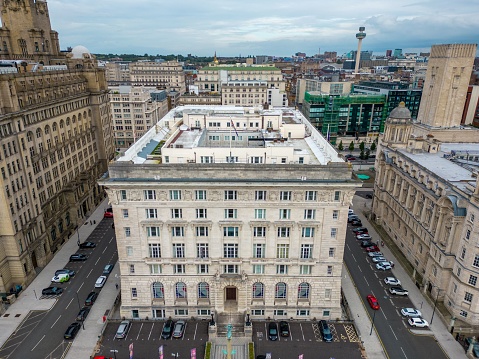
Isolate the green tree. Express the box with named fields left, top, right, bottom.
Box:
left=359, top=149, right=365, bottom=160
left=366, top=149, right=371, bottom=159
left=370, top=142, right=376, bottom=152
left=338, top=140, right=344, bottom=151
left=348, top=141, right=355, bottom=152
left=359, top=141, right=365, bottom=151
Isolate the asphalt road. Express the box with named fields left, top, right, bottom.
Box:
left=1, top=219, right=118, bottom=359
left=344, top=222, right=448, bottom=359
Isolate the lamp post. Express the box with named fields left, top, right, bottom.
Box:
left=75, top=292, right=84, bottom=330
left=110, top=349, right=118, bottom=359
left=370, top=310, right=377, bottom=335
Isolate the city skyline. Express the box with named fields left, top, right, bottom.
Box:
left=45, top=0, right=479, bottom=57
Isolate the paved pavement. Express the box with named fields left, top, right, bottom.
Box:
left=349, top=192, right=467, bottom=359
left=0, top=198, right=118, bottom=359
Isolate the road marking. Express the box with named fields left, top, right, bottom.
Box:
left=65, top=298, right=74, bottom=310
left=351, top=253, right=357, bottom=262
left=182, top=323, right=187, bottom=340
left=289, top=323, right=293, bottom=340
left=51, top=315, right=61, bottom=328
left=358, top=267, right=362, bottom=273
left=400, top=346, right=408, bottom=358
left=86, top=269, right=93, bottom=278
left=194, top=322, right=198, bottom=340
left=136, top=322, right=143, bottom=340
left=299, top=323, right=305, bottom=341
left=103, top=247, right=107, bottom=254
left=77, top=282, right=84, bottom=293
left=381, top=309, right=388, bottom=320
left=148, top=323, right=154, bottom=340
left=364, top=277, right=369, bottom=286
left=389, top=325, right=398, bottom=340
left=95, top=257, right=100, bottom=266
left=31, top=335, right=45, bottom=351
left=109, top=237, right=113, bottom=244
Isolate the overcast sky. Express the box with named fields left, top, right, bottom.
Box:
left=47, top=0, right=479, bottom=57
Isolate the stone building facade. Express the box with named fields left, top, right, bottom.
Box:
left=0, top=0, right=115, bottom=292
left=101, top=106, right=358, bottom=321
left=129, top=61, right=186, bottom=94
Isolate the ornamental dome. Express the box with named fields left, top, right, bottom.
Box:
left=71, top=45, right=91, bottom=59
left=388, top=101, right=411, bottom=120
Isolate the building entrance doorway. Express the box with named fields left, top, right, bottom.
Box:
left=224, top=286, right=238, bottom=312
left=226, top=287, right=237, bottom=301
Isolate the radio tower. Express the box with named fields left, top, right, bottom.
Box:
left=354, top=26, right=366, bottom=78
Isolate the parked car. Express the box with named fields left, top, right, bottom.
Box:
left=357, top=234, right=372, bottom=240
left=352, top=227, right=368, bottom=234
left=368, top=252, right=383, bottom=258
left=268, top=322, right=278, bottom=341
left=79, top=241, right=96, bottom=249
left=365, top=245, right=380, bottom=253
left=279, top=321, right=289, bottom=337
left=366, top=194, right=373, bottom=199
left=95, top=275, right=107, bottom=288
left=51, top=273, right=70, bottom=283
left=69, top=253, right=87, bottom=262
left=401, top=308, right=422, bottom=318
left=161, top=319, right=174, bottom=339
left=383, top=277, right=401, bottom=285
left=318, top=320, right=333, bottom=342
left=376, top=262, right=392, bottom=270
left=351, top=219, right=363, bottom=226
left=104, top=207, right=113, bottom=218
left=64, top=322, right=81, bottom=339
left=361, top=240, right=374, bottom=248
left=347, top=156, right=357, bottom=161
left=103, top=264, right=115, bottom=275
left=42, top=286, right=63, bottom=296
left=389, top=286, right=409, bottom=296
left=367, top=294, right=380, bottom=310
left=348, top=216, right=360, bottom=223
left=76, top=307, right=91, bottom=321
left=408, top=318, right=429, bottom=328
left=84, top=291, right=98, bottom=306
left=115, top=320, right=131, bottom=339
left=172, top=320, right=186, bottom=338
left=55, top=269, right=76, bottom=277
left=371, top=256, right=387, bottom=263
left=348, top=209, right=354, bottom=215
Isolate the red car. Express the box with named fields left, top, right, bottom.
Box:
left=365, top=245, right=380, bottom=252
left=367, top=295, right=380, bottom=310
left=103, top=207, right=113, bottom=218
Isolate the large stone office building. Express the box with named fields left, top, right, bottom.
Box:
left=0, top=0, right=115, bottom=293
left=101, top=105, right=358, bottom=321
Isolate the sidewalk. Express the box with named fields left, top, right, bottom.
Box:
left=351, top=194, right=467, bottom=359
left=0, top=198, right=114, bottom=358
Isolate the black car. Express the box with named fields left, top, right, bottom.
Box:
left=103, top=264, right=115, bottom=275
left=161, top=319, right=174, bottom=339
left=69, top=253, right=87, bottom=262
left=361, top=240, right=374, bottom=247
left=352, top=227, right=368, bottom=234
left=64, top=322, right=81, bottom=339
left=76, top=307, right=91, bottom=321
left=41, top=286, right=63, bottom=296
left=318, top=320, right=333, bottom=342
left=268, top=322, right=278, bottom=341
left=279, top=321, right=289, bottom=337
left=79, top=241, right=96, bottom=249
left=55, top=269, right=76, bottom=277
left=84, top=291, right=98, bottom=306
left=351, top=219, right=362, bottom=226
left=365, top=193, right=373, bottom=199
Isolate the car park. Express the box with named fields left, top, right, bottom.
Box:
left=115, top=320, right=131, bottom=339
left=357, top=234, right=372, bottom=240
left=42, top=286, right=63, bottom=295
left=352, top=227, right=368, bottom=234
left=103, top=264, right=114, bottom=275
left=365, top=245, right=380, bottom=252
left=172, top=320, right=186, bottom=338
left=161, top=319, right=174, bottom=339
left=64, top=322, right=81, bottom=339
left=367, top=294, right=380, bottom=310
left=384, top=277, right=401, bottom=285
left=76, top=307, right=91, bottom=321
left=55, top=269, right=76, bottom=277
left=376, top=262, right=392, bottom=270
left=268, top=322, right=278, bottom=341
left=279, top=321, right=289, bottom=337
left=51, top=273, right=70, bottom=283
left=318, top=320, right=333, bottom=342
left=368, top=252, right=383, bottom=257
left=79, top=241, right=96, bottom=249
left=408, top=318, right=429, bottom=328
left=95, top=275, right=107, bottom=288
left=69, top=253, right=87, bottom=262
left=401, top=308, right=422, bottom=318
left=84, top=291, right=98, bottom=306
left=371, top=256, right=387, bottom=263
left=389, top=286, right=409, bottom=296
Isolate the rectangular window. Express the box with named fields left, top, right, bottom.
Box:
left=334, top=191, right=341, bottom=201
left=323, top=310, right=331, bottom=317
left=276, top=265, right=288, bottom=274
left=466, top=230, right=471, bottom=240
left=280, top=191, right=291, bottom=201
left=120, top=190, right=127, bottom=200
left=197, top=264, right=209, bottom=274
left=302, top=227, right=315, bottom=238
left=277, top=227, right=290, bottom=237
left=148, top=243, right=161, bottom=258
left=224, top=209, right=237, bottom=219
left=200, top=156, right=213, bottom=163
left=223, top=227, right=239, bottom=237
left=253, top=243, right=265, bottom=258
left=274, top=310, right=287, bottom=316
left=331, top=228, right=337, bottom=238
left=195, top=190, right=207, bottom=200
left=224, top=265, right=238, bottom=274
left=224, top=243, right=238, bottom=258
left=172, top=227, right=184, bottom=237
left=196, top=208, right=207, bottom=218
left=473, top=255, right=479, bottom=268
left=174, top=264, right=185, bottom=274
left=169, top=190, right=182, bottom=200
left=304, top=209, right=316, bottom=220
left=252, top=265, right=264, bottom=274
left=465, top=292, right=473, bottom=303
left=122, top=209, right=129, bottom=218
left=174, top=309, right=189, bottom=316
left=197, top=243, right=209, bottom=258
left=173, top=243, right=185, bottom=258
left=461, top=247, right=466, bottom=260
left=305, top=191, right=317, bottom=201
left=150, top=264, right=162, bottom=274
left=125, top=227, right=131, bottom=237
left=332, top=210, right=339, bottom=219
left=224, top=190, right=237, bottom=200
left=301, top=244, right=313, bottom=259
left=126, top=246, right=133, bottom=257
left=252, top=310, right=264, bottom=316
left=279, top=209, right=291, bottom=219
left=327, top=265, right=333, bottom=275
left=325, top=289, right=332, bottom=299
left=460, top=310, right=468, bottom=318
left=129, top=264, right=135, bottom=274
left=146, top=208, right=157, bottom=219
left=196, top=226, right=209, bottom=237
left=147, top=226, right=160, bottom=237
left=296, top=310, right=310, bottom=316
left=329, top=248, right=335, bottom=257
left=144, top=190, right=156, bottom=200
left=171, top=208, right=182, bottom=219
left=131, top=288, right=137, bottom=298
left=197, top=309, right=211, bottom=316
left=255, top=209, right=266, bottom=219
left=254, top=227, right=266, bottom=237
left=255, top=190, right=267, bottom=200
left=300, top=265, right=312, bottom=275
left=277, top=244, right=289, bottom=258
left=469, top=275, right=477, bottom=286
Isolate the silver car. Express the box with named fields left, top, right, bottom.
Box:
left=115, top=320, right=131, bottom=339
left=172, top=320, right=186, bottom=338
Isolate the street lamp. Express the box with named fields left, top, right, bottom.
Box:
left=369, top=310, right=377, bottom=335
left=110, top=349, right=118, bottom=359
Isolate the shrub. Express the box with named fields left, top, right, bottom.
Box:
left=204, top=342, right=212, bottom=359
left=248, top=342, right=254, bottom=359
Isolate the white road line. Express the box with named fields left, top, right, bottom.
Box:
left=65, top=298, right=74, bottom=310
left=160, top=322, right=166, bottom=339
left=389, top=325, right=398, bottom=340
left=31, top=335, right=45, bottom=351
left=103, top=247, right=107, bottom=254
left=400, top=347, right=408, bottom=358
left=95, top=257, right=100, bottom=266
left=182, top=323, right=187, bottom=340
left=299, top=323, right=305, bottom=341
left=194, top=323, right=198, bottom=340
left=86, top=269, right=93, bottom=278
left=77, top=282, right=84, bottom=293
left=136, top=323, right=143, bottom=340
left=109, top=237, right=113, bottom=244
left=358, top=267, right=362, bottom=273
left=381, top=309, right=388, bottom=320
left=289, top=323, right=293, bottom=340
left=351, top=253, right=357, bottom=262
left=364, top=277, right=369, bottom=286
left=51, top=315, right=61, bottom=329
left=264, top=323, right=267, bottom=339
left=148, top=323, right=154, bottom=340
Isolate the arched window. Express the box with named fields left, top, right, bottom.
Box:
left=275, top=282, right=287, bottom=299
left=26, top=131, right=33, bottom=142
left=198, top=282, right=209, bottom=298
left=152, top=282, right=164, bottom=299
left=175, top=282, right=187, bottom=299
left=52, top=122, right=57, bottom=131
left=36, top=128, right=42, bottom=138
left=59, top=120, right=64, bottom=129
left=44, top=125, right=50, bottom=135
left=298, top=283, right=310, bottom=299
left=252, top=282, right=264, bottom=298
left=66, top=118, right=70, bottom=126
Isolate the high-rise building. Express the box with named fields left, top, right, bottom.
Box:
left=129, top=61, right=186, bottom=93
left=295, top=79, right=352, bottom=106
left=105, top=62, right=131, bottom=85
left=0, top=0, right=115, bottom=292
left=100, top=105, right=358, bottom=321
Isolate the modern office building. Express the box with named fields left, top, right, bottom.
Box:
left=0, top=0, right=115, bottom=293
left=372, top=44, right=479, bottom=328
left=100, top=105, right=359, bottom=321
left=295, top=79, right=353, bottom=106
left=109, top=86, right=169, bottom=150
left=129, top=61, right=186, bottom=93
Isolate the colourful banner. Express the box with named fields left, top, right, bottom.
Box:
left=191, top=348, right=196, bottom=359
left=299, top=355, right=304, bottom=359
left=159, top=345, right=164, bottom=359
left=129, top=343, right=134, bottom=359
